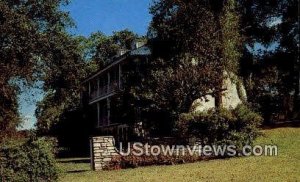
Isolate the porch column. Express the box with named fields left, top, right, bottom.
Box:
left=97, top=77, right=100, bottom=96
left=88, top=81, right=91, bottom=96
left=97, top=102, right=100, bottom=127
left=107, top=72, right=110, bottom=93
left=107, top=98, right=110, bottom=126
left=118, top=64, right=122, bottom=89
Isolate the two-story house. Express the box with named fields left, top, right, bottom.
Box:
left=82, top=40, right=247, bottom=143
left=81, top=42, right=151, bottom=142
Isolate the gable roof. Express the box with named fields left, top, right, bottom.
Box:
left=82, top=45, right=151, bottom=83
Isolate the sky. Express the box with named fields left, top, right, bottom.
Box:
left=66, top=0, right=152, bottom=36
left=18, top=0, right=152, bottom=130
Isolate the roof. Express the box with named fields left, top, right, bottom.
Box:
left=82, top=45, right=151, bottom=83
left=129, top=45, right=151, bottom=56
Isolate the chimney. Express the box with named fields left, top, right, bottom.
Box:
left=117, top=49, right=127, bottom=56
left=131, top=41, right=145, bottom=50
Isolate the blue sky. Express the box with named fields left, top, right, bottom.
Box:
left=66, top=0, right=152, bottom=36
left=19, top=0, right=152, bottom=130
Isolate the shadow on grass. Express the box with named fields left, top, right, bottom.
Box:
left=262, top=120, right=300, bottom=130
left=67, top=170, right=90, bottom=173
left=59, top=158, right=90, bottom=164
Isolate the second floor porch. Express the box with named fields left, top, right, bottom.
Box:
left=88, top=63, right=122, bottom=104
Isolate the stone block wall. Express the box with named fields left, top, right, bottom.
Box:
left=90, top=136, right=119, bottom=170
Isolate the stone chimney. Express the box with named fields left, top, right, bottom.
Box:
left=131, top=41, right=145, bottom=50
left=117, top=49, right=127, bottom=57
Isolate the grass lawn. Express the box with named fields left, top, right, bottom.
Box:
left=58, top=127, right=300, bottom=182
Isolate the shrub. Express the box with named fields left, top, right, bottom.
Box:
left=105, top=148, right=201, bottom=170
left=0, top=137, right=59, bottom=182
left=177, top=104, right=263, bottom=150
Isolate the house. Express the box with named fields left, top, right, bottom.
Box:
left=82, top=41, right=247, bottom=142
left=81, top=42, right=151, bottom=142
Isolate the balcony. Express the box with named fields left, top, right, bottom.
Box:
left=89, top=81, right=122, bottom=103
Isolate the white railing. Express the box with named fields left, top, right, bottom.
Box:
left=89, top=81, right=121, bottom=102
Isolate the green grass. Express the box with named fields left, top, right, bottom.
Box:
left=58, top=127, right=300, bottom=182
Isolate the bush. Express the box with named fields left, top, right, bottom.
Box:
left=177, top=104, right=263, bottom=150
left=105, top=147, right=201, bottom=170
left=0, top=137, right=59, bottom=182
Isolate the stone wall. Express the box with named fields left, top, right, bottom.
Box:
left=90, top=136, right=119, bottom=170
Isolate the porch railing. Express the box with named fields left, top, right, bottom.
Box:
left=89, top=81, right=121, bottom=102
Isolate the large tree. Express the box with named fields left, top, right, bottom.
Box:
left=148, top=0, right=299, bottom=124
left=35, top=33, right=86, bottom=133
left=238, top=0, right=299, bottom=121
left=0, top=0, right=73, bottom=137
left=146, top=0, right=242, bottom=122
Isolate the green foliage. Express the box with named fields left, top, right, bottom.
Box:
left=35, top=33, right=86, bottom=133
left=238, top=0, right=299, bottom=122
left=0, top=84, right=20, bottom=138
left=177, top=104, right=262, bottom=149
left=145, top=58, right=219, bottom=116
left=112, top=29, right=139, bottom=50
left=0, top=0, right=73, bottom=134
left=242, top=51, right=298, bottom=122
left=220, top=0, right=242, bottom=76
left=147, top=0, right=225, bottom=127
left=0, top=137, right=59, bottom=182
left=141, top=0, right=245, bottom=134
left=77, top=29, right=139, bottom=66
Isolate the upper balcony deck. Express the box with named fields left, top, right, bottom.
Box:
left=88, top=64, right=122, bottom=104
left=82, top=44, right=151, bottom=105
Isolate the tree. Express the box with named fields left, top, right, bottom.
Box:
left=0, top=0, right=72, bottom=137
left=146, top=0, right=243, bottom=125
left=76, top=29, right=139, bottom=71
left=35, top=32, right=87, bottom=133
left=112, top=29, right=139, bottom=50
left=148, top=0, right=221, bottom=114
left=238, top=0, right=299, bottom=121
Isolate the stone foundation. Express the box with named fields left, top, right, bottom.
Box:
left=90, top=136, right=119, bottom=170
